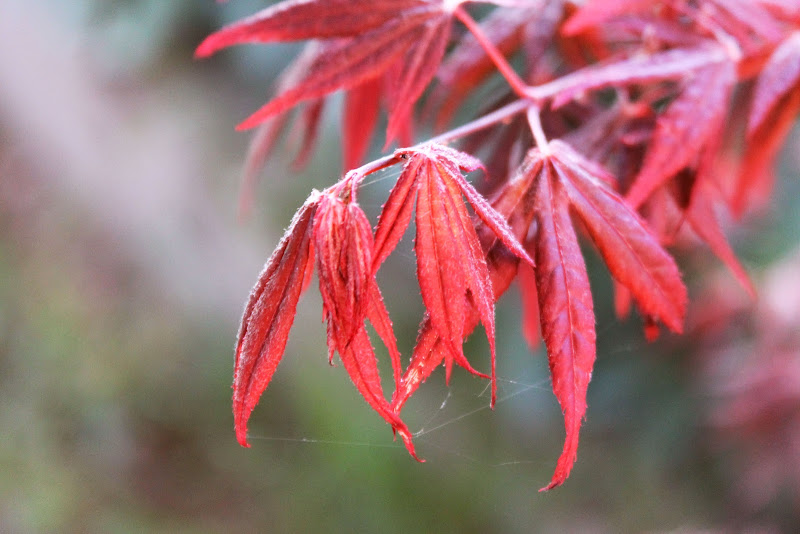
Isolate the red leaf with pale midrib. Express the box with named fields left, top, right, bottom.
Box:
left=392, top=241, right=522, bottom=414
left=234, top=196, right=317, bottom=447
left=439, top=161, right=499, bottom=402
left=532, top=162, right=596, bottom=491
left=551, top=142, right=687, bottom=333
left=415, top=159, right=471, bottom=377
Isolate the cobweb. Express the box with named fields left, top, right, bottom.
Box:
left=246, top=373, right=554, bottom=468
left=245, top=164, right=648, bottom=472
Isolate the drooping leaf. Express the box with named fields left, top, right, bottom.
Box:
left=238, top=43, right=325, bottom=216
left=314, top=192, right=373, bottom=343
left=233, top=194, right=319, bottom=447
left=439, top=162, right=499, bottom=401
left=415, top=157, right=473, bottom=380
left=392, top=238, right=524, bottom=414
left=366, top=282, right=403, bottom=390
left=290, top=99, right=326, bottom=169
left=734, top=85, right=800, bottom=215
left=372, top=158, right=423, bottom=273
left=531, top=161, right=596, bottom=491
left=336, top=325, right=421, bottom=461
left=518, top=261, right=541, bottom=350
left=198, top=1, right=456, bottom=138
left=685, top=180, right=756, bottom=297
left=730, top=32, right=800, bottom=215
left=385, top=17, right=451, bottom=143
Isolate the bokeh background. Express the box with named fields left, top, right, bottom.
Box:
left=2, top=1, right=800, bottom=532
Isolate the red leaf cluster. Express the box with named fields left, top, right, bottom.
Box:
left=201, top=0, right=800, bottom=490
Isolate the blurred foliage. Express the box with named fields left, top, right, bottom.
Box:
left=0, top=1, right=799, bottom=532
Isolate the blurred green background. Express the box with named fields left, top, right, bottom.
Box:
left=2, top=1, right=800, bottom=532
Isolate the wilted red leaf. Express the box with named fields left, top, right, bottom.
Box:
left=314, top=192, right=373, bottom=343
left=233, top=194, right=319, bottom=447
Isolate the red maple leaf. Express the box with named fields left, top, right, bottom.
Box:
left=233, top=189, right=420, bottom=459
left=374, top=144, right=534, bottom=404
left=196, top=0, right=456, bottom=142
left=201, top=0, right=800, bottom=493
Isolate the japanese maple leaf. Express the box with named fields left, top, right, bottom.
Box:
left=390, top=151, right=543, bottom=416
left=372, top=144, right=534, bottom=404
left=537, top=142, right=685, bottom=488
left=196, top=0, right=458, bottom=142
left=626, top=58, right=737, bottom=208
left=233, top=190, right=419, bottom=458
left=392, top=141, right=686, bottom=489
